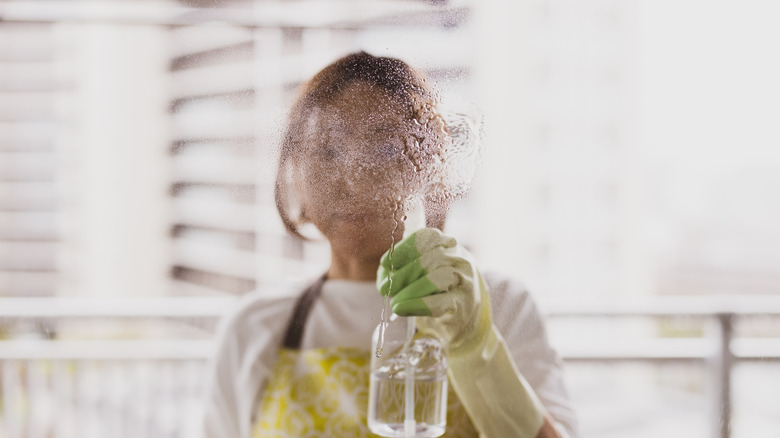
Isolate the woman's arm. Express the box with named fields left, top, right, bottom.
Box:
left=486, top=273, right=579, bottom=437
left=378, top=229, right=577, bottom=437
left=446, top=323, right=552, bottom=438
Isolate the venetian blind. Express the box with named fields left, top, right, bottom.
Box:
left=166, top=1, right=473, bottom=296
left=0, top=23, right=61, bottom=297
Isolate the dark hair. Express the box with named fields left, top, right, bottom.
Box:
left=274, top=52, right=447, bottom=239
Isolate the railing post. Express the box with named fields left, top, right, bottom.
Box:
left=713, top=312, right=734, bottom=438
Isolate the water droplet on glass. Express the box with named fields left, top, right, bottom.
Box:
left=376, top=199, right=401, bottom=357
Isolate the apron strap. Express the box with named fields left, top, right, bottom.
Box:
left=281, top=273, right=328, bottom=350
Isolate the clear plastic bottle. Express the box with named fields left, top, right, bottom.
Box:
left=368, top=317, right=448, bottom=438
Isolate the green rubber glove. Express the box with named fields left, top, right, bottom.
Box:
left=377, top=228, right=547, bottom=438
left=377, top=227, right=489, bottom=354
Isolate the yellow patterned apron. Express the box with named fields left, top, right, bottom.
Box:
left=252, top=275, right=478, bottom=438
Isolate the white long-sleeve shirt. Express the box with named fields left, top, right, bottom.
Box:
left=200, top=272, right=579, bottom=438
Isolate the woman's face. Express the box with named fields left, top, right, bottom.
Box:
left=293, top=81, right=423, bottom=257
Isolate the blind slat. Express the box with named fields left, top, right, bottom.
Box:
left=171, top=107, right=256, bottom=140
left=172, top=266, right=256, bottom=295
left=0, top=183, right=57, bottom=210
left=172, top=239, right=255, bottom=279
left=0, top=152, right=56, bottom=181
left=0, top=92, right=56, bottom=121
left=171, top=198, right=256, bottom=233
left=171, top=153, right=257, bottom=185
left=171, top=40, right=254, bottom=71
left=0, top=242, right=57, bottom=271
left=0, top=212, right=58, bottom=239
left=169, top=278, right=239, bottom=297
left=0, top=122, right=56, bottom=147
left=170, top=62, right=256, bottom=99
left=168, top=26, right=254, bottom=59
left=171, top=239, right=318, bottom=281
left=0, top=22, right=58, bottom=297
left=0, top=272, right=57, bottom=295
left=0, top=62, right=58, bottom=90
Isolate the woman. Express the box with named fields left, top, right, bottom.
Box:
left=201, top=52, right=578, bottom=438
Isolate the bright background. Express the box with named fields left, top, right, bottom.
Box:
left=1, top=0, right=779, bottom=437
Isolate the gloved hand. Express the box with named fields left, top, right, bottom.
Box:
left=377, top=228, right=548, bottom=438
left=377, top=227, right=489, bottom=354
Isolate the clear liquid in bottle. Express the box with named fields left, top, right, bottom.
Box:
left=368, top=321, right=447, bottom=438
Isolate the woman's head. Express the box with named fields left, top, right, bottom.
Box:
left=275, top=52, right=450, bottom=250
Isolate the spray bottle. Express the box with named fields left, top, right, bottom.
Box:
left=368, top=199, right=448, bottom=438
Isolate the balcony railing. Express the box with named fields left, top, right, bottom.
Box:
left=545, top=295, right=780, bottom=438
left=0, top=297, right=232, bottom=438
left=1, top=295, right=779, bottom=438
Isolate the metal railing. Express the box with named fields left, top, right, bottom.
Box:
left=0, top=297, right=232, bottom=438
left=1, top=296, right=779, bottom=438
left=545, top=295, right=780, bottom=438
